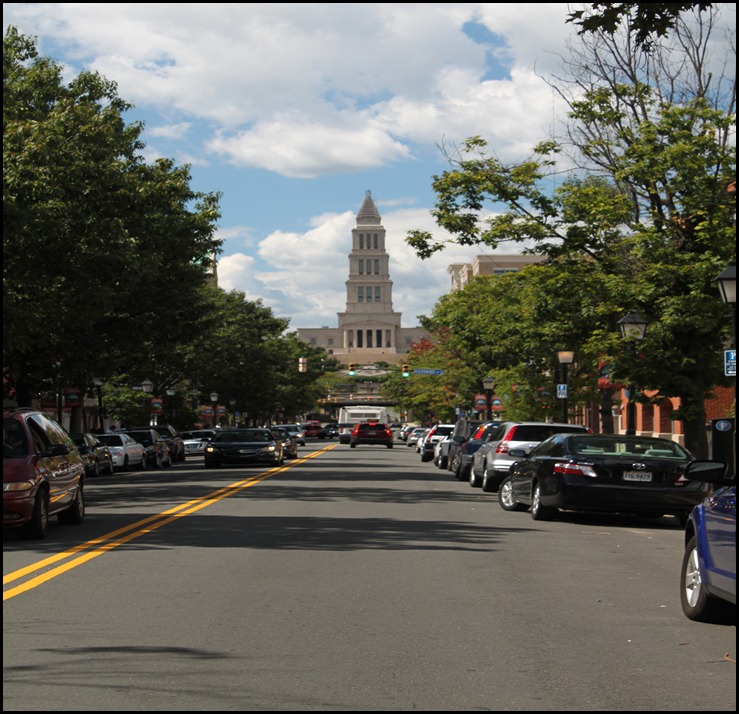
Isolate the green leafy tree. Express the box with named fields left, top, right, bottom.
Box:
left=3, top=27, right=222, bottom=409
left=407, top=12, right=734, bottom=456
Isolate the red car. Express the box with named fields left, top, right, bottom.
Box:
left=349, top=421, right=394, bottom=449
left=300, top=421, right=323, bottom=438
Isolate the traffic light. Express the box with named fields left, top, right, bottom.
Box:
left=348, top=363, right=356, bottom=376
left=402, top=364, right=410, bottom=378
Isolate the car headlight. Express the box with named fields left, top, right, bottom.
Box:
left=3, top=481, right=34, bottom=492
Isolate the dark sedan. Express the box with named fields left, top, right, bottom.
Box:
left=498, top=433, right=709, bottom=523
left=204, top=428, right=284, bottom=468
left=71, top=432, right=114, bottom=477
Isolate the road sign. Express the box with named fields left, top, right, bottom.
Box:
left=557, top=384, right=568, bottom=399
left=725, top=350, right=736, bottom=377
left=413, top=368, right=445, bottom=375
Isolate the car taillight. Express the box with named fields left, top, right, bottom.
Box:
left=554, top=462, right=598, bottom=478
left=496, top=426, right=516, bottom=453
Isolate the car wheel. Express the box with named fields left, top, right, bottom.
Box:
left=680, top=535, right=735, bottom=623
left=20, top=490, right=50, bottom=539
left=91, top=459, right=101, bottom=478
left=469, top=466, right=482, bottom=488
left=499, top=476, right=526, bottom=511
left=481, top=466, right=500, bottom=493
left=439, top=456, right=448, bottom=469
left=387, top=443, right=393, bottom=449
left=104, top=457, right=114, bottom=475
left=121, top=455, right=130, bottom=472
left=530, top=482, right=556, bottom=521
left=350, top=443, right=357, bottom=448
left=58, top=485, right=85, bottom=525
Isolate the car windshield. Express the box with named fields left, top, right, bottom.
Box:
left=212, top=430, right=273, bottom=443
left=181, top=430, right=213, bottom=439
left=568, top=436, right=690, bottom=459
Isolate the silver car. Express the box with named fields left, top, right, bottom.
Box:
left=180, top=429, right=216, bottom=456
left=471, top=421, right=590, bottom=492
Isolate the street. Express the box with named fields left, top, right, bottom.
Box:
left=3, top=441, right=736, bottom=711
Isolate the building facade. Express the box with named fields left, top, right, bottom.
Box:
left=297, top=191, right=428, bottom=365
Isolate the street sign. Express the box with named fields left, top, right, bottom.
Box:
left=557, top=384, right=568, bottom=399
left=413, top=368, right=445, bottom=375
left=725, top=350, right=736, bottom=377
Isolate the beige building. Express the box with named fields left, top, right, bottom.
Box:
left=297, top=191, right=428, bottom=366
left=448, top=253, right=546, bottom=291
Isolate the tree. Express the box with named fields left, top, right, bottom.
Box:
left=567, top=3, right=714, bottom=51
left=3, top=26, right=222, bottom=408
left=407, top=10, right=735, bottom=456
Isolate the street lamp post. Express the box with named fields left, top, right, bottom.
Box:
left=141, top=378, right=154, bottom=425
left=229, top=398, right=237, bottom=426
left=617, top=312, right=648, bottom=436
left=555, top=349, right=575, bottom=424
left=166, top=387, right=176, bottom=421
left=93, top=377, right=104, bottom=431
left=210, top=392, right=219, bottom=428
left=482, top=376, right=495, bottom=421
left=715, top=259, right=736, bottom=451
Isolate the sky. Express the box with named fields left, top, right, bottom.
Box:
left=4, top=4, right=733, bottom=331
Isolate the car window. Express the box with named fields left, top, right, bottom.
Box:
left=98, top=434, right=123, bottom=447
left=3, top=418, right=27, bottom=457
left=29, top=413, right=71, bottom=447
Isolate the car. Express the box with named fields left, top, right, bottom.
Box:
left=272, top=424, right=306, bottom=446
left=70, top=432, right=114, bottom=477
left=349, top=421, right=394, bottom=448
left=472, top=421, right=591, bottom=493
left=450, top=422, right=498, bottom=482
left=420, top=423, right=455, bottom=462
left=301, top=421, right=323, bottom=439
left=446, top=418, right=487, bottom=474
left=3, top=407, right=86, bottom=539
left=680, top=459, right=736, bottom=624
left=180, top=429, right=216, bottom=456
left=406, top=427, right=427, bottom=448
left=204, top=428, right=284, bottom=468
left=130, top=423, right=185, bottom=462
left=498, top=433, right=709, bottom=522
left=320, top=422, right=339, bottom=439
left=119, top=428, right=173, bottom=469
left=270, top=426, right=300, bottom=459
left=433, top=434, right=453, bottom=469
left=96, top=432, right=147, bottom=471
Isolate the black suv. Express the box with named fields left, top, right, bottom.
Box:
left=445, top=418, right=487, bottom=474
left=130, top=423, right=185, bottom=462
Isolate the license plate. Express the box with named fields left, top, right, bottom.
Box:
left=623, top=471, right=652, bottom=482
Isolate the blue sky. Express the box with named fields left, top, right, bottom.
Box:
left=5, top=4, right=734, bottom=330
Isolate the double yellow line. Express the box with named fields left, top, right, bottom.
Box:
left=3, top=446, right=335, bottom=601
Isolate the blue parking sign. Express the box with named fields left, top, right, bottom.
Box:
left=726, top=350, right=736, bottom=377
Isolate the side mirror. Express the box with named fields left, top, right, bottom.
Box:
left=683, top=460, right=733, bottom=485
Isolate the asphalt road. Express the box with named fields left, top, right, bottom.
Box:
left=3, top=440, right=736, bottom=711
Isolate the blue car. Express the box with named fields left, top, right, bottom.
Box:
left=680, top=459, right=736, bottom=623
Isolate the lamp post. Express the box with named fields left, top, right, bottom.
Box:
left=166, top=387, right=176, bottom=421
left=93, top=377, right=104, bottom=431
left=617, top=312, right=648, bottom=436
left=555, top=349, right=575, bottom=424
left=229, top=398, right=237, bottom=426
left=210, top=391, right=219, bottom=428
left=141, top=378, right=154, bottom=425
left=482, top=376, right=495, bottom=421
left=715, top=259, right=736, bottom=439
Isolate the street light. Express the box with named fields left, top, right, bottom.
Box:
left=229, top=398, right=237, bottom=426
left=715, top=259, right=736, bottom=445
left=210, top=391, right=219, bottom=428
left=93, top=376, right=104, bottom=431
left=141, top=378, right=154, bottom=426
left=555, top=349, right=575, bottom=424
left=482, top=376, right=495, bottom=421
left=617, top=312, right=648, bottom=435
left=166, top=387, right=176, bottom=421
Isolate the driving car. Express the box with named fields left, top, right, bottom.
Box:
left=498, top=433, right=709, bottom=522
left=119, top=428, right=173, bottom=469
left=70, top=432, right=114, bottom=477
left=472, top=421, right=591, bottom=493
left=96, top=432, right=147, bottom=471
left=349, top=421, right=394, bottom=448
left=680, top=459, right=736, bottom=624
left=204, top=428, right=284, bottom=468
left=270, top=426, right=300, bottom=459
left=273, top=424, right=306, bottom=446
left=3, top=408, right=86, bottom=539
left=301, top=421, right=323, bottom=439
left=180, top=429, right=216, bottom=456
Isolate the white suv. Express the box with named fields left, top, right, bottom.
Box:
left=420, top=424, right=455, bottom=462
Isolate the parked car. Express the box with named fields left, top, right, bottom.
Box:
left=180, top=429, right=216, bottom=456
left=204, top=428, right=284, bottom=468
left=446, top=418, right=487, bottom=474
left=70, top=432, right=114, bottom=477
left=273, top=424, right=306, bottom=446
left=498, top=433, right=709, bottom=522
left=680, top=459, right=736, bottom=624
left=96, top=432, right=147, bottom=471
left=130, top=423, right=185, bottom=462
left=119, top=428, right=172, bottom=469
left=472, top=421, right=591, bottom=493
left=420, top=423, right=455, bottom=462
left=398, top=425, right=416, bottom=442
left=433, top=434, right=453, bottom=469
left=406, top=427, right=427, bottom=449
left=301, top=421, right=323, bottom=439
left=349, top=422, right=394, bottom=449
left=270, top=426, right=300, bottom=459
left=451, top=422, right=498, bottom=482
left=3, top=408, right=86, bottom=539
